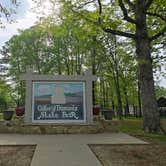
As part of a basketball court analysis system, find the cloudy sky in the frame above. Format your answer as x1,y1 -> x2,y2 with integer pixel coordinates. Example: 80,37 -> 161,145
0,0 -> 36,46
0,0 -> 54,46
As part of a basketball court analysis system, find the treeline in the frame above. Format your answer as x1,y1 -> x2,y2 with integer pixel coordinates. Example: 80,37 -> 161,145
0,18 -> 137,116
0,8 -> 165,118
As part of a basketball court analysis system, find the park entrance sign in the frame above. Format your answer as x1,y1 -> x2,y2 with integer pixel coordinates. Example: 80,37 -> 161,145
20,68 -> 97,124
32,82 -> 85,123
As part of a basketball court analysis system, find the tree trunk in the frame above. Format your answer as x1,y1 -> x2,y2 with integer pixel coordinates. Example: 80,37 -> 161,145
138,80 -> 142,117
109,82 -> 115,111
92,36 -> 97,106
102,80 -> 106,108
92,81 -> 96,105
135,0 -> 160,132
113,70 -> 122,119
123,85 -> 129,117
99,78 -> 104,108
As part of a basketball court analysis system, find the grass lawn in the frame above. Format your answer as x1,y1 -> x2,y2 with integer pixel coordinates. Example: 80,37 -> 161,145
0,113 -> 3,120
117,117 -> 166,142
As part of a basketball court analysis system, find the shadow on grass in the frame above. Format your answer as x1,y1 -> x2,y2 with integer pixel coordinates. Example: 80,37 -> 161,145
116,117 -> 166,142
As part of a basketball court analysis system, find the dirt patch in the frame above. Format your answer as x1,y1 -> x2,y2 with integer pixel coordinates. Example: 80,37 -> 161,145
0,145 -> 36,166
89,144 -> 166,166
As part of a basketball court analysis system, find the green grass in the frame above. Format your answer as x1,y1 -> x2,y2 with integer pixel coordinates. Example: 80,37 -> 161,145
116,117 -> 166,142
0,113 -> 3,120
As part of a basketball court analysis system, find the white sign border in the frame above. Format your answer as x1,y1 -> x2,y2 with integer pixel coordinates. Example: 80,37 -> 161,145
32,81 -> 86,123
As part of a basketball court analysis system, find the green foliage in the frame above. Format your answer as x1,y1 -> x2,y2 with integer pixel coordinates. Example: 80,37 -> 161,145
1,18 -> 139,111
155,85 -> 166,99
0,78 -> 13,110
0,1 -> 150,113
59,0 -> 166,74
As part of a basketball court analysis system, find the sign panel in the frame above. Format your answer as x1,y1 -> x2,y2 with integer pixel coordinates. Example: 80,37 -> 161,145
32,82 -> 86,123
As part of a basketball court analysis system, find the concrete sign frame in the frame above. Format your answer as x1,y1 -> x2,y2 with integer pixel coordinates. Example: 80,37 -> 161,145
20,67 -> 97,124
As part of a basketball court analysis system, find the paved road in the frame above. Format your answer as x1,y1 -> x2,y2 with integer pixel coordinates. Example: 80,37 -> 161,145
0,133 -> 146,166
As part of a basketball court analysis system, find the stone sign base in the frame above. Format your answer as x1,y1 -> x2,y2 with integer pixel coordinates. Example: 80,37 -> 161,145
0,119 -> 118,134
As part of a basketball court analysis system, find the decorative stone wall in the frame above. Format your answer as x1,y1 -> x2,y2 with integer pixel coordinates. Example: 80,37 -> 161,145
0,119 -> 119,134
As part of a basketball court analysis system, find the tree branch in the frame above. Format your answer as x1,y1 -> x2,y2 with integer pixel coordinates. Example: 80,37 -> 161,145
97,0 -> 102,14
68,1 -> 136,39
0,4 -> 10,18
146,12 -> 166,22
150,26 -> 166,41
118,0 -> 137,24
0,0 -> 17,22
103,28 -> 136,39
97,0 -> 102,24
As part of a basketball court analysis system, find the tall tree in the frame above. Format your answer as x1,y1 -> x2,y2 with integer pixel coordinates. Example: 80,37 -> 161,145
60,0 -> 166,133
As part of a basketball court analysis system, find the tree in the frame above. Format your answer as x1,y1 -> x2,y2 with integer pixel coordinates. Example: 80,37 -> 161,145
60,0 -> 166,133
0,78 -> 13,110
1,7 -> 139,116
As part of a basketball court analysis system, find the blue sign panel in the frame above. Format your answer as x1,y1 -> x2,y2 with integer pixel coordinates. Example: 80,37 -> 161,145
32,82 -> 86,123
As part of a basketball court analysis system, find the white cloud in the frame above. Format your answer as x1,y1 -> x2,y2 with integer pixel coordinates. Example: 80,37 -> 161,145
0,0 -> 58,48
0,0 -> 38,47
0,16 -> 36,41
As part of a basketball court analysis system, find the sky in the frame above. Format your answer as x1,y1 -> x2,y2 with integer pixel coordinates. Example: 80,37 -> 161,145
0,0 -> 165,87
0,0 -> 37,46
0,0 -> 54,46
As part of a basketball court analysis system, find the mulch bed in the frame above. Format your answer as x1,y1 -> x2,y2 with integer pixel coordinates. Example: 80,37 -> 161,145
0,145 -> 36,166
89,144 -> 166,166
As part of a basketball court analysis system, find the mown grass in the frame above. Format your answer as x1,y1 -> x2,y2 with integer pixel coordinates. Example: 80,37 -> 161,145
116,117 -> 166,142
